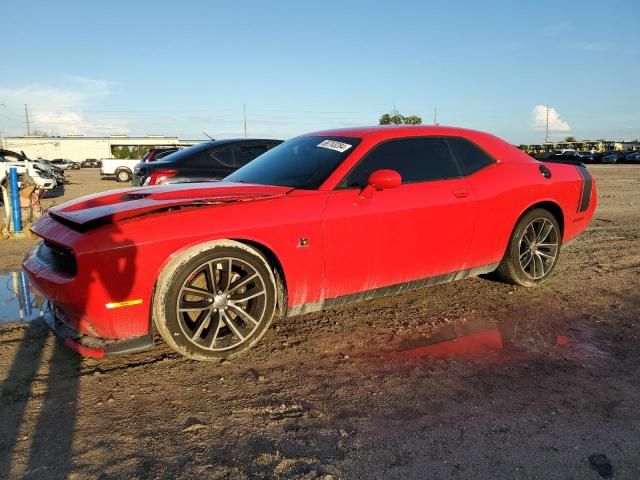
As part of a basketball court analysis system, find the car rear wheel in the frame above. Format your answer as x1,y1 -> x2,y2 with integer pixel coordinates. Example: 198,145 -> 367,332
116,169 -> 132,182
153,241 -> 277,360
495,208 -> 561,287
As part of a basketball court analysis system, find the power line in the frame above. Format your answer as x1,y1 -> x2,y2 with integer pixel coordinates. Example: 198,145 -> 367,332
0,104 -> 23,119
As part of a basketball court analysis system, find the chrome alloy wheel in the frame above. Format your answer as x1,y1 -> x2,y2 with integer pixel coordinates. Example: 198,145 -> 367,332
518,218 -> 559,280
176,257 -> 268,351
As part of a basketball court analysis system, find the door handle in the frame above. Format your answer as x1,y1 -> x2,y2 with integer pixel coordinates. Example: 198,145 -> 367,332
451,189 -> 469,198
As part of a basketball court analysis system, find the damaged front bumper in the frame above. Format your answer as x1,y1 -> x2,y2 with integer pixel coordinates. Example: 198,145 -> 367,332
44,303 -> 154,359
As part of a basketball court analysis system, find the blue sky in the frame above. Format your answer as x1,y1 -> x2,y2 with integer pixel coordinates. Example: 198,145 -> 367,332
0,0 -> 638,143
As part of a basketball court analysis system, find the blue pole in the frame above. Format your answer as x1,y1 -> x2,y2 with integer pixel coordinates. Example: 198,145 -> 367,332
8,167 -> 22,232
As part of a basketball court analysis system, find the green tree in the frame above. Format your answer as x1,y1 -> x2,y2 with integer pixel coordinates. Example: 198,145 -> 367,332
113,146 -> 133,159
564,136 -> 577,142
379,111 -> 423,125
403,115 -> 422,125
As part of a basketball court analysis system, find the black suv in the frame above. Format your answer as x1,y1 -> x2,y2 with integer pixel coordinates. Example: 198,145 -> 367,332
132,139 -> 282,187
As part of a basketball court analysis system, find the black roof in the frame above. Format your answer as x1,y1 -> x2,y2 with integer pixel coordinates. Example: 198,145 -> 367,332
186,138 -> 282,152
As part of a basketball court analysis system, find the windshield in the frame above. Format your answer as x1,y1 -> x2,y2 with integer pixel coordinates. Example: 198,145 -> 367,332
225,136 -> 360,189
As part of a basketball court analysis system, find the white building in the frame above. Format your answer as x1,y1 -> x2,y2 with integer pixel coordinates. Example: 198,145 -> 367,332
1,135 -> 200,161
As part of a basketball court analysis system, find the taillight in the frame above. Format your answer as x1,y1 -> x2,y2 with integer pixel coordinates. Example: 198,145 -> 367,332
148,169 -> 178,185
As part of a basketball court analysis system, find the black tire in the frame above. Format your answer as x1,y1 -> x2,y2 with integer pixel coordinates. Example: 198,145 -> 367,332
115,169 -> 132,182
153,240 -> 277,361
495,208 -> 561,287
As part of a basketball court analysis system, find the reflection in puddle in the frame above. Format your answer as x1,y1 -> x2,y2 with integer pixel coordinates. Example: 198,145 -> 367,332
398,327 -> 503,359
0,271 -> 46,323
397,318 -> 571,361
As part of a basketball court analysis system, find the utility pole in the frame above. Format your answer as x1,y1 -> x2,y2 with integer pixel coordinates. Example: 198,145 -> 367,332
24,104 -> 31,136
433,105 -> 439,126
545,105 -> 549,144
243,104 -> 247,138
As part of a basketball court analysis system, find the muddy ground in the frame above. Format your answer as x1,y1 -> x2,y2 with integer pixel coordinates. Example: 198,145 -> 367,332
0,166 -> 639,479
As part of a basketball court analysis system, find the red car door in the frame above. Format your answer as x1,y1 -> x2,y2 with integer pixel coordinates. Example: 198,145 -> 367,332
323,137 -> 477,300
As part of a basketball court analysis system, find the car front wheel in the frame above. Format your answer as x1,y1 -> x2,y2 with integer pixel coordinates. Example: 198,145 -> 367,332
153,241 -> 278,360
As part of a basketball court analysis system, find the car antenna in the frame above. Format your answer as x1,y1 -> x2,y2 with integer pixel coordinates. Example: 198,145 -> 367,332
202,131 -> 215,141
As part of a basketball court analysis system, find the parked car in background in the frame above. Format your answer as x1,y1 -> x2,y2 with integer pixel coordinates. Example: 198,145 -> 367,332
602,151 -> 627,164
24,125 -> 596,361
38,160 -> 67,185
100,158 -> 141,182
551,149 -> 580,159
624,151 -> 640,163
577,151 -> 602,163
81,158 -> 100,168
141,147 -> 182,163
132,139 -> 282,186
51,158 -> 81,170
547,149 -> 582,165
0,149 -> 57,191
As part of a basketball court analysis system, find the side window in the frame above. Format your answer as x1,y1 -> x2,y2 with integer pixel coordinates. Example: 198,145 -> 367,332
235,145 -> 268,167
446,137 -> 494,175
209,147 -> 234,168
342,137 -> 459,188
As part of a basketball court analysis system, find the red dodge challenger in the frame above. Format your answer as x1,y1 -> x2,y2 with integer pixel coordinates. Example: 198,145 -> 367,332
23,126 -> 596,360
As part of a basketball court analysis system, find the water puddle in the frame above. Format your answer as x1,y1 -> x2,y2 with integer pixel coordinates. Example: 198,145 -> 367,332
394,317 -> 606,365
0,271 -> 46,323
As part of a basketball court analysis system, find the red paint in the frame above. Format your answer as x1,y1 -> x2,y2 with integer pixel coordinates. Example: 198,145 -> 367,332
556,335 -> 569,345
22,126 -> 596,354
399,329 -> 503,359
64,338 -> 105,359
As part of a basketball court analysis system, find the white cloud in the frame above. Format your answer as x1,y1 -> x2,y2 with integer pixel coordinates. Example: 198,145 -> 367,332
0,76 -> 127,136
532,105 -> 571,132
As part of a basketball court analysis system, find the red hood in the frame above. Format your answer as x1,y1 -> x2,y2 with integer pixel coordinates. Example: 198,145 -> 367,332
49,182 -> 293,228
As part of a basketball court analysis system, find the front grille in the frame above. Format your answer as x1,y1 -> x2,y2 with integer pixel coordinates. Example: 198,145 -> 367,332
37,241 -> 78,277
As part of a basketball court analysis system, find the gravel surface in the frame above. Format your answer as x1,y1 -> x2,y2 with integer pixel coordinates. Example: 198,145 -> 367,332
0,166 -> 639,479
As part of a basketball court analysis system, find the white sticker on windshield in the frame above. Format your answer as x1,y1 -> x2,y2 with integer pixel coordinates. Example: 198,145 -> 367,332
317,139 -> 352,153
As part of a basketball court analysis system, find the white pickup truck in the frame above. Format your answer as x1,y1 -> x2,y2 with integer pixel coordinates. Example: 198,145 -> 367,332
100,158 -> 141,183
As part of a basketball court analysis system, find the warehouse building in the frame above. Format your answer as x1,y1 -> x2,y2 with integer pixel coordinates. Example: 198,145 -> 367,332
1,135 -> 200,161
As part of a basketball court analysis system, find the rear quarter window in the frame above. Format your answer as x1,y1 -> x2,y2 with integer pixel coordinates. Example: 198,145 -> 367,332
446,137 -> 495,176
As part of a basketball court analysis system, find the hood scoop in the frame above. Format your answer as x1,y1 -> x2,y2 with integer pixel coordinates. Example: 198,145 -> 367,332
121,193 -> 152,201
48,182 -> 293,230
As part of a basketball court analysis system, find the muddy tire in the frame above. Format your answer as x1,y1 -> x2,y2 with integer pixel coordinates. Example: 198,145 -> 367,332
153,240 -> 277,361
115,169 -> 131,182
495,208 -> 561,287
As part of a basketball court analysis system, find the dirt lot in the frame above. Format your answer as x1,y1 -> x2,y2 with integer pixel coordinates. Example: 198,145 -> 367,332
0,166 -> 639,479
